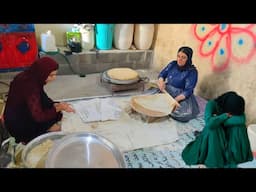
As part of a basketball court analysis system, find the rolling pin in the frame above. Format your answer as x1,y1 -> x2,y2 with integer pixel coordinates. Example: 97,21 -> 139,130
162,89 -> 180,111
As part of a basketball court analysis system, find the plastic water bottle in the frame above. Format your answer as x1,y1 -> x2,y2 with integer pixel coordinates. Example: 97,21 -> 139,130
40,30 -> 58,52
80,24 -> 95,51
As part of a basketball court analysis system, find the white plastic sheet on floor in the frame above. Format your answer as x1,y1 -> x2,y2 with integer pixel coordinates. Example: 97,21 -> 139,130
61,96 -> 179,152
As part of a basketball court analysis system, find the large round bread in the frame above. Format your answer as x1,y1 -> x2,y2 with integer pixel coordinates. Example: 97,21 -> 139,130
130,93 -> 177,117
107,68 -> 139,81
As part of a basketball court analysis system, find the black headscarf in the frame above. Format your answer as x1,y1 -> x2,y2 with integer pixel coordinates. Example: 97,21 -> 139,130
177,46 -> 195,70
215,91 -> 245,115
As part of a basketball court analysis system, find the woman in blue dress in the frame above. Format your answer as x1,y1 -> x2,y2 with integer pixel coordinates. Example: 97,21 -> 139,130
157,46 -> 200,122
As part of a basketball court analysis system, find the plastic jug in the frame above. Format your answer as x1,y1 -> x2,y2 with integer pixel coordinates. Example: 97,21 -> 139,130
95,24 -> 114,50
40,30 -> 57,52
80,24 -> 95,51
134,24 -> 154,50
114,24 -> 134,50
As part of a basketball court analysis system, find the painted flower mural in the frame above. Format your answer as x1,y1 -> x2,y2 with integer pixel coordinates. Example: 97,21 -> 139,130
192,24 -> 256,72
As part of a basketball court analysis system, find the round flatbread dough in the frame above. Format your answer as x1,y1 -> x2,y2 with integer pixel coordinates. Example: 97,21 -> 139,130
107,68 -> 139,81
131,93 -> 177,117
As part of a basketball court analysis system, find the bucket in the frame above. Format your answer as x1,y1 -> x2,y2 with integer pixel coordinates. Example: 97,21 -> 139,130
40,30 -> 57,52
95,24 -> 114,50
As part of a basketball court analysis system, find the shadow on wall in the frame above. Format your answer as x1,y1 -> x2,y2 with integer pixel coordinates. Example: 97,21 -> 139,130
198,70 -> 231,100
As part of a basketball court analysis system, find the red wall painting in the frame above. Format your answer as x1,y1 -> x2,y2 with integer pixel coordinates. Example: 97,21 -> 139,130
192,24 -> 256,72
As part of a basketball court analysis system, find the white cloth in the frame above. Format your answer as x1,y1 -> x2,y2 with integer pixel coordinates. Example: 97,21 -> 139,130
72,98 -> 122,123
62,96 -> 179,152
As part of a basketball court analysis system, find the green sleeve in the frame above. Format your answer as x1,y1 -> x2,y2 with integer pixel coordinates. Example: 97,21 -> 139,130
224,113 -> 246,127
204,100 -> 229,129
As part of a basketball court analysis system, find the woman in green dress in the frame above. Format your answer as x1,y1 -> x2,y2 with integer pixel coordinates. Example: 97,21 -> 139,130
182,91 -> 253,168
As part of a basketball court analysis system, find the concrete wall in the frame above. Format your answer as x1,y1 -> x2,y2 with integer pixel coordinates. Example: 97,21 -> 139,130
153,24 -> 256,125
40,50 -> 153,75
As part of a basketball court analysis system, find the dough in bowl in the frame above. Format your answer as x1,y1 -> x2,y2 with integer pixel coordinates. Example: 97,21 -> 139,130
26,139 -> 54,168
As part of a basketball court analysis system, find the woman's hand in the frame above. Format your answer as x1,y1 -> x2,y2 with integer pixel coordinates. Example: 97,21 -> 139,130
54,102 -> 75,113
157,78 -> 166,91
172,102 -> 181,112
174,94 -> 185,102
227,113 -> 232,117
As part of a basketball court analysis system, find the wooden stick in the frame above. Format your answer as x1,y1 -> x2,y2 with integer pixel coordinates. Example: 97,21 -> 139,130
162,89 -> 181,109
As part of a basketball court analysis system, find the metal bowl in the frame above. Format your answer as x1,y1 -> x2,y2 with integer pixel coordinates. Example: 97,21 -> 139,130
45,132 -> 125,168
21,132 -> 67,168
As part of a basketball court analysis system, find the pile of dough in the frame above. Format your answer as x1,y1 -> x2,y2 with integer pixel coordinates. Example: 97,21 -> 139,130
26,139 -> 54,168
107,68 -> 139,80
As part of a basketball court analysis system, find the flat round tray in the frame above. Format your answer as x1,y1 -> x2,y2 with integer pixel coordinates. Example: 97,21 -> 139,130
101,70 -> 140,85
45,132 -> 125,168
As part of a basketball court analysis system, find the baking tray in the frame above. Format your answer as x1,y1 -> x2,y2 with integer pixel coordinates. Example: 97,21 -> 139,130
45,132 -> 125,168
22,132 -> 67,168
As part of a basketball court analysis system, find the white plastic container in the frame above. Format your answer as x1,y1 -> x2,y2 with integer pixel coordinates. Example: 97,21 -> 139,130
248,124 -> 256,152
114,24 -> 134,50
134,24 -> 154,50
40,30 -> 58,52
80,24 -> 95,51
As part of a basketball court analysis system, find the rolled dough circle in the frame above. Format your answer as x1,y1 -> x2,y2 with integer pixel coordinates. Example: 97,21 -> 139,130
107,68 -> 139,80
